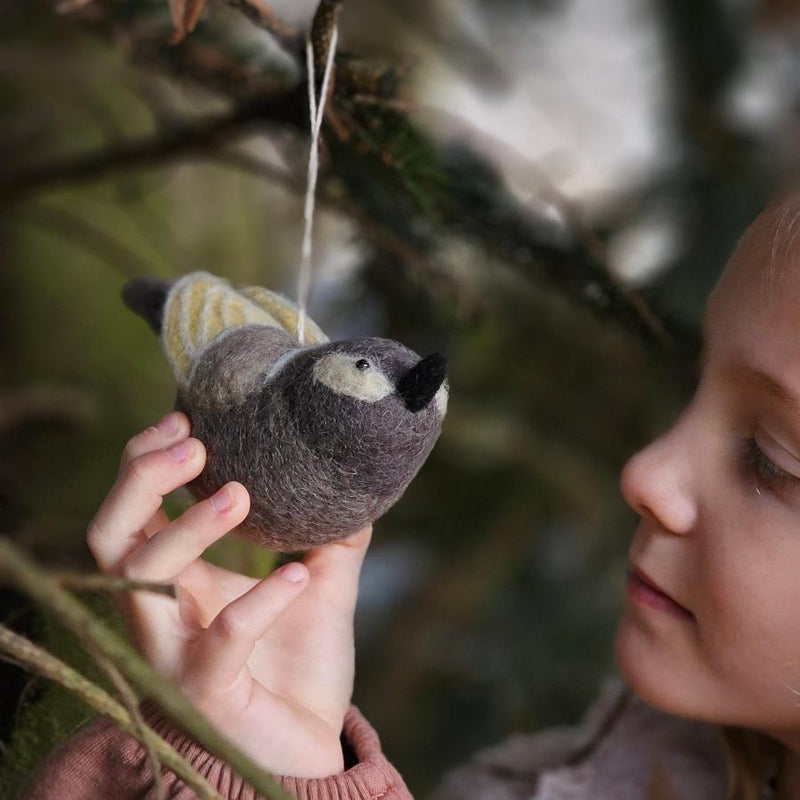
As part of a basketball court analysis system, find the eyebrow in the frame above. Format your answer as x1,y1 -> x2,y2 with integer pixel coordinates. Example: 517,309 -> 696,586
724,363 -> 800,410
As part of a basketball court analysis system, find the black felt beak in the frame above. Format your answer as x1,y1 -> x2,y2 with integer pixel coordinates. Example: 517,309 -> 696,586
397,353 -> 447,412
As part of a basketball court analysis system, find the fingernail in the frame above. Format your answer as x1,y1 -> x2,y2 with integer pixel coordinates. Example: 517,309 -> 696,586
278,562 -> 306,583
166,440 -> 193,462
157,412 -> 180,435
210,486 -> 233,513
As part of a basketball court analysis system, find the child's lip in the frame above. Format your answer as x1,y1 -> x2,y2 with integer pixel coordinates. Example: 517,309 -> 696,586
627,566 -> 695,620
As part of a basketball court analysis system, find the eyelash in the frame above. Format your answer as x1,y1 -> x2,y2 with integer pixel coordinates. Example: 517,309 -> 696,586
742,438 -> 797,493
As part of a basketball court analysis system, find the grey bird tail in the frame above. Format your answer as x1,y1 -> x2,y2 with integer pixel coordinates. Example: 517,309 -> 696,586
122,277 -> 171,335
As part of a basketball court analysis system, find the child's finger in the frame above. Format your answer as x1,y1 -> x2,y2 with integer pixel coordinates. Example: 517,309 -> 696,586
182,562 -> 309,695
87,438 -> 206,573
118,412 -> 191,472
117,414 -> 192,539
121,482 -> 250,583
114,484 -> 247,664
303,526 -> 372,614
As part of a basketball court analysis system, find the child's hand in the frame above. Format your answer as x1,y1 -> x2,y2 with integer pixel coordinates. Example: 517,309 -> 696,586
87,411 -> 371,778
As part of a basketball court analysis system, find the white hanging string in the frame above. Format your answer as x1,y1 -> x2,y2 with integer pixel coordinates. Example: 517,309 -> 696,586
296,25 -> 339,344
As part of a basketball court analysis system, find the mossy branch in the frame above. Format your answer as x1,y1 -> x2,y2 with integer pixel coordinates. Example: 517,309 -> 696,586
0,538 -> 293,800
89,646 -> 167,800
0,623 -> 223,800
53,572 -> 176,598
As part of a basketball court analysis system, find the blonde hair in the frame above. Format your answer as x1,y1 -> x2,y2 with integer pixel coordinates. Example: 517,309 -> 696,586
722,726 -> 780,800
766,189 -> 800,285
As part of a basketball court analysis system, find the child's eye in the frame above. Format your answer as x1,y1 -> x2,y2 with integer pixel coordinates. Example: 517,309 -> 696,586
742,438 -> 797,492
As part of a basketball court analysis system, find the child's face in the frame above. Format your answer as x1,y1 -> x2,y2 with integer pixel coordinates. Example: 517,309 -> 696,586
616,201 -> 800,740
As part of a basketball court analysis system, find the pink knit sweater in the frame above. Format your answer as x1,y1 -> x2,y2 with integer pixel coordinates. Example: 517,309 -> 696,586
21,703 -> 411,800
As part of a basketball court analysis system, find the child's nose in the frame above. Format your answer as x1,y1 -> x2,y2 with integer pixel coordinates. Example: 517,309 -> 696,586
619,421 -> 699,536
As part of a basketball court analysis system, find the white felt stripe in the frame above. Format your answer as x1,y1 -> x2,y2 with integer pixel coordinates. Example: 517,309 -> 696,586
221,292 -> 244,328
435,381 -> 449,416
164,273 -> 196,385
240,286 -> 329,345
264,347 -> 304,383
200,285 -> 220,350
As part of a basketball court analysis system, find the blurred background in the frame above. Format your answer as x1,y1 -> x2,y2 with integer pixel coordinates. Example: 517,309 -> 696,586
2,0 -> 799,795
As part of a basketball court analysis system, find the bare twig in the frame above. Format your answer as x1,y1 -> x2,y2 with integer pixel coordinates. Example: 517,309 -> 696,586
21,205 -> 166,281
0,538 -> 293,800
90,648 -> 166,800
310,0 -> 343,81
217,149 -> 476,310
55,0 -> 95,13
214,149 -> 300,193
54,572 -> 176,598
0,386 -> 97,435
220,0 -> 301,51
0,94 -> 300,206
0,624 -> 223,800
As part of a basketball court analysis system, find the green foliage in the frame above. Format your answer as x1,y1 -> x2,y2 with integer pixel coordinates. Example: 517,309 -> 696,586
204,535 -> 279,579
0,596 -> 120,799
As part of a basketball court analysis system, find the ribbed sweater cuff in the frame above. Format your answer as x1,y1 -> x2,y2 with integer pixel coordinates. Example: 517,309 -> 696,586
141,703 -> 406,800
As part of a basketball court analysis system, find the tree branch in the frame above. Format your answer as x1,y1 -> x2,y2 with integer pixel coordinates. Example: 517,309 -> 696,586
0,538 -> 292,800
0,624 -> 223,800
310,0 -> 343,80
53,573 -> 176,598
21,205 -> 168,281
216,149 -> 478,312
0,92 -> 303,206
89,647 -> 167,800
220,0 -> 302,53
2,0 -> 695,357
0,386 -> 97,435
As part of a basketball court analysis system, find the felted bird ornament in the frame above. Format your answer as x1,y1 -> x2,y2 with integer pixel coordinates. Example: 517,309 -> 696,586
122,272 -> 448,551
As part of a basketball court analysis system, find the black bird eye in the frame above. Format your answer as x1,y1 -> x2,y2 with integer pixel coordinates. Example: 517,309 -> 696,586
355,359 -> 370,371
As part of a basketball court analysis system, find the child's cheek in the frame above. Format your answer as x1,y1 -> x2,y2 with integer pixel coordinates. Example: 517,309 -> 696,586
701,548 -> 800,707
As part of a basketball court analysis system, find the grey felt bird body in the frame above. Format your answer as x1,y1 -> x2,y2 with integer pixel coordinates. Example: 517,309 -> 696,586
123,272 -> 448,550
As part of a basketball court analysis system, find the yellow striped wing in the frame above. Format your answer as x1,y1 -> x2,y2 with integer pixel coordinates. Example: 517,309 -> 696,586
239,286 -> 328,346
162,272 -> 284,387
